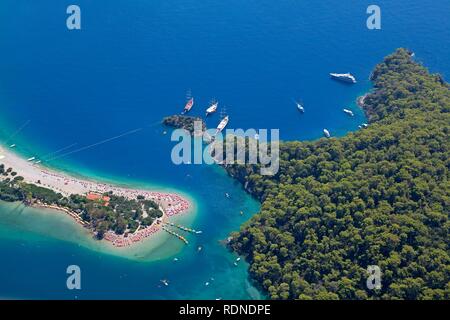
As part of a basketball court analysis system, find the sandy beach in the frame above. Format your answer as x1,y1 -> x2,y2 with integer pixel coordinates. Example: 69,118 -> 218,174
0,145 -> 191,247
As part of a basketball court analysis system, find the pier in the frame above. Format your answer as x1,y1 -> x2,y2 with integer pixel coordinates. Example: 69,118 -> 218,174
163,221 -> 202,234
162,226 -> 189,245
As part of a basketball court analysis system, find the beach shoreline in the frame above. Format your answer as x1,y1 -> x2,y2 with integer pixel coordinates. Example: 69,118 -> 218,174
0,145 -> 192,249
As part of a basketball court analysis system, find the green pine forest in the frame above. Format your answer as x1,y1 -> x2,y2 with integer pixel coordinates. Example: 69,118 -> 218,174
226,49 -> 450,299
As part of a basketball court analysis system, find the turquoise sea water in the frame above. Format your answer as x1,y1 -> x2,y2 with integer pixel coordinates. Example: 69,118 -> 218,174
0,0 -> 449,299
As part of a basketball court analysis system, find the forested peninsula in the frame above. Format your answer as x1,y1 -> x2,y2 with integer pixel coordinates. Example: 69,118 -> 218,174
163,115 -> 206,135
226,49 -> 450,299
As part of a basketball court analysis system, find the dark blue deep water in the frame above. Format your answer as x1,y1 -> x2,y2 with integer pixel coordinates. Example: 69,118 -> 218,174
0,0 -> 449,299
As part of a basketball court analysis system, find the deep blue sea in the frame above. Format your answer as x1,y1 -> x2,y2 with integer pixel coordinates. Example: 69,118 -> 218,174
0,0 -> 449,299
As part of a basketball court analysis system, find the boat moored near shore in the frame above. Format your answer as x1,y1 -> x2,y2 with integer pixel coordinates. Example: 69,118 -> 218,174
343,108 -> 354,116
215,116 -> 229,135
330,72 -> 357,84
182,97 -> 194,114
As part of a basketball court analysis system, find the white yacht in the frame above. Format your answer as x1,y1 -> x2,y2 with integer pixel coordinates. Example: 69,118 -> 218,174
206,102 -> 218,116
160,279 -> 169,286
215,116 -> 229,134
330,73 -> 357,84
343,108 -> 354,116
323,129 -> 331,138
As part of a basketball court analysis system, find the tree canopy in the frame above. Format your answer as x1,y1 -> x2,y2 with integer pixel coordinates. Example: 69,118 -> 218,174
226,49 -> 450,300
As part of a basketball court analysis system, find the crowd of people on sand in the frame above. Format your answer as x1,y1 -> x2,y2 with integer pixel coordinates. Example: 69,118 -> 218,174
34,169 -> 191,247
103,223 -> 161,247
101,193 -> 190,247
102,193 -> 190,248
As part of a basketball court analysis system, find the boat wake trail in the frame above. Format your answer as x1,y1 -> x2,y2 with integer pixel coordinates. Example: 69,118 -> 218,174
46,127 -> 144,162
4,120 -> 31,145
41,143 -> 78,161
147,121 -> 162,128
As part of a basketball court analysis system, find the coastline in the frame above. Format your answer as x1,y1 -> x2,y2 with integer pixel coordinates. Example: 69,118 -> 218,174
0,200 -> 194,262
0,144 -> 192,249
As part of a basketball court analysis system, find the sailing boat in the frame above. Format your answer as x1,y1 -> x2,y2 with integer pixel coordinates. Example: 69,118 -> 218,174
182,97 -> 194,114
181,90 -> 194,114
205,101 -> 218,116
215,108 -> 229,135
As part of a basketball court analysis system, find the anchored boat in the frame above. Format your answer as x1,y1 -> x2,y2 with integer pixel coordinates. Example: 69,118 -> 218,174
323,129 -> 331,138
343,108 -> 354,116
215,116 -> 229,135
206,101 -> 218,116
330,72 -> 357,84
182,97 -> 194,114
